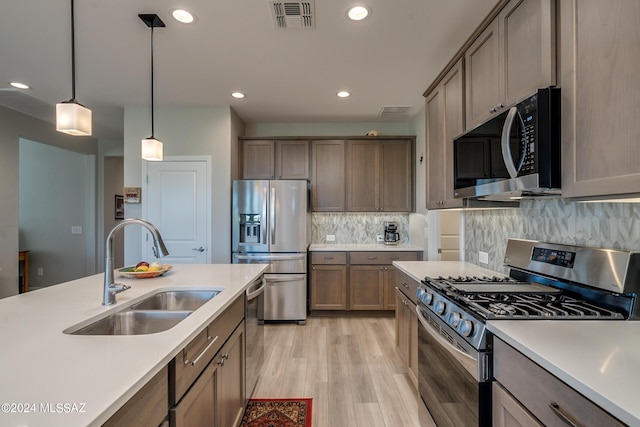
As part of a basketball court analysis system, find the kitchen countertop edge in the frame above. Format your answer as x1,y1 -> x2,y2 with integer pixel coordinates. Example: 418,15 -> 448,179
309,243 -> 424,251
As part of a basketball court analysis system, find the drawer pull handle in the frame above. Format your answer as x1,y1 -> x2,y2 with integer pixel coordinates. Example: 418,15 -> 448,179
184,335 -> 219,366
402,282 -> 410,288
324,256 -> 334,260
390,256 -> 400,260
367,256 -> 377,260
549,402 -> 580,427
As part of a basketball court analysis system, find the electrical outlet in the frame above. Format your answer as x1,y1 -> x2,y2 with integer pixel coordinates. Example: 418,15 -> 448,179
37,267 -> 44,276
326,234 -> 336,242
377,234 -> 384,243
479,251 -> 489,264
71,226 -> 82,234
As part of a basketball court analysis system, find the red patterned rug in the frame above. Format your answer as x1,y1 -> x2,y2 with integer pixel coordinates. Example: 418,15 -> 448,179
240,398 -> 312,427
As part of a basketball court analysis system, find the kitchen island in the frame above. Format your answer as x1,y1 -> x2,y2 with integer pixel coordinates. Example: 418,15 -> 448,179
0,263 -> 268,427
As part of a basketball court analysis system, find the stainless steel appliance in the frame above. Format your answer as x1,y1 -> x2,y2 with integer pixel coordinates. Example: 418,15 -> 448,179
453,87 -> 561,200
415,238 -> 639,426
383,221 -> 400,245
245,276 -> 265,402
232,180 -> 310,324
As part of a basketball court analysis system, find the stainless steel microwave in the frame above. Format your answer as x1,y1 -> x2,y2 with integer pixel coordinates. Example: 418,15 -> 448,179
453,87 -> 561,200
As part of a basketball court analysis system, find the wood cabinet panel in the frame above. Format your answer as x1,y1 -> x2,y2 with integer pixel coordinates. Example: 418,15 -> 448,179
349,251 -> 420,265
380,140 -> 413,212
560,0 -> 640,198
216,323 -> 245,427
395,287 -> 418,388
277,140 -> 309,179
493,381 -> 543,427
426,59 -> 465,209
171,360 -> 218,427
103,366 -> 168,427
311,140 -> 345,212
493,337 -> 625,427
242,140 -> 275,179
347,141 -> 380,211
310,265 -> 348,310
349,265 -> 383,310
310,251 -> 347,265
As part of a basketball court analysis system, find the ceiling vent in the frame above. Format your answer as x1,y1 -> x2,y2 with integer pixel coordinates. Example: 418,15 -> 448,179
270,1 -> 315,29
378,105 -> 413,119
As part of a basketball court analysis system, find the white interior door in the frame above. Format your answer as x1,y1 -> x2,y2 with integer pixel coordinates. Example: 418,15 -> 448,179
145,158 -> 210,264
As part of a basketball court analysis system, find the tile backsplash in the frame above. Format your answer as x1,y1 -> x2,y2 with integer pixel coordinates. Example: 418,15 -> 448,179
464,199 -> 640,273
312,213 -> 410,244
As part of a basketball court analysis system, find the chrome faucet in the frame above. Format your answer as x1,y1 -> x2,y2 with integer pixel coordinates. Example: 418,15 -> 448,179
103,218 -> 169,306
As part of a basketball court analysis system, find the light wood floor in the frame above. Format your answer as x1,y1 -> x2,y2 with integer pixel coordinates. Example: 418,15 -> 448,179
252,315 -> 435,427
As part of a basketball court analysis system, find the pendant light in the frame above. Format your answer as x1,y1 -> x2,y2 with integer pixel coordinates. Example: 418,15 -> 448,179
139,14 -> 165,161
56,0 -> 92,136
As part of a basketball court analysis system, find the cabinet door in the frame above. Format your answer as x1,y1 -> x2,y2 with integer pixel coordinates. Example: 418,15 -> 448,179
395,288 -> 410,364
493,382 -> 543,427
382,266 -> 397,310
311,140 -> 345,212
465,19 -> 502,129
501,0 -> 556,106
310,265 -> 347,310
408,297 -> 418,385
277,141 -> 309,179
217,324 -> 245,427
426,59 -> 465,209
349,265 -> 383,310
242,140 -> 275,179
560,0 -> 640,198
171,360 -> 219,427
380,140 -> 413,212
347,141 -> 380,211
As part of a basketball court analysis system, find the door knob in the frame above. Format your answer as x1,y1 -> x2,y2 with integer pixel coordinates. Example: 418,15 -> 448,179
192,247 -> 205,252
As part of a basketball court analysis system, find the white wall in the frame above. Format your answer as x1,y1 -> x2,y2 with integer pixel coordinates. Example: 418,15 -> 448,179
0,106 -> 97,298
123,105 -> 240,264
245,121 -> 413,137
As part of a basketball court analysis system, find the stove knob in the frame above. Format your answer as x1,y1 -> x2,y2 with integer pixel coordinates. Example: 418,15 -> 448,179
435,301 -> 446,315
423,291 -> 433,305
460,320 -> 474,337
449,311 -> 462,327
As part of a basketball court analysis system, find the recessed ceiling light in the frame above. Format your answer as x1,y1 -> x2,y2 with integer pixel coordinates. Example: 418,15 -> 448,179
10,82 -> 30,89
171,9 -> 195,23
347,5 -> 370,21
337,91 -> 351,98
231,92 -> 246,99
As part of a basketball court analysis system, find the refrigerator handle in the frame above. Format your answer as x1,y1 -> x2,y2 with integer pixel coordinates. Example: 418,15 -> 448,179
270,186 -> 276,245
261,187 -> 268,244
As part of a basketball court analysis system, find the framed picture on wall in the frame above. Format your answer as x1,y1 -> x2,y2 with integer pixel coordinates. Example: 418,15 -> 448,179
115,195 -> 124,220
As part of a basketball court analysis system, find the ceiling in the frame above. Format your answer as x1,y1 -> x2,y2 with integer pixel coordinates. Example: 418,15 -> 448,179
0,0 -> 499,140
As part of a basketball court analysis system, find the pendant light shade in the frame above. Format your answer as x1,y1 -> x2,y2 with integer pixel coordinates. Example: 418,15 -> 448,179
141,137 -> 163,161
57,0 -> 92,136
139,14 -> 165,161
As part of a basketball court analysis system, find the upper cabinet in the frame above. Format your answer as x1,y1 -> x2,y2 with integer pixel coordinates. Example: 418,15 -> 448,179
311,140 -> 346,212
347,139 -> 414,212
559,0 -> 640,199
240,139 -> 309,179
465,0 -> 556,129
426,59 -> 465,209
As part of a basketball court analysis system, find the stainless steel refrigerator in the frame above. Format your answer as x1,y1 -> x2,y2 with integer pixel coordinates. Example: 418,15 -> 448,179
232,180 -> 310,324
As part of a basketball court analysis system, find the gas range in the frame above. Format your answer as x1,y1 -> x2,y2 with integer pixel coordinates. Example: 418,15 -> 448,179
416,239 -> 640,351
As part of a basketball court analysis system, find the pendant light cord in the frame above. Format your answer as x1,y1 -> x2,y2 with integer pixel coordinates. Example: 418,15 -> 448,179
150,24 -> 155,138
70,0 -> 77,101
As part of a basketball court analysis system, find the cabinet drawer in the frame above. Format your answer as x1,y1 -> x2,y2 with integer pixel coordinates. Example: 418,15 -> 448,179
493,338 -> 625,427
394,269 -> 419,305
311,251 -> 347,264
171,296 -> 244,404
350,251 -> 420,265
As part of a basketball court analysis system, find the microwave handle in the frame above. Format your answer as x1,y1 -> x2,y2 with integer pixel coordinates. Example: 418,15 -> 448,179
501,106 -> 526,179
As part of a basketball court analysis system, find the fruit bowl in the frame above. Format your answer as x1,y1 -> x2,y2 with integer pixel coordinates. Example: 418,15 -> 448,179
117,264 -> 173,279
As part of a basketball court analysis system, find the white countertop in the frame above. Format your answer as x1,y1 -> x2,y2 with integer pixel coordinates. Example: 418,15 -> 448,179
393,261 -> 640,425
309,243 -> 424,251
488,320 -> 640,426
0,263 -> 268,427
392,260 -> 503,282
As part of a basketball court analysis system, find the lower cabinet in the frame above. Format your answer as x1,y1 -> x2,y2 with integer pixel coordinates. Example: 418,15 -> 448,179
493,337 -> 625,427
310,250 -> 422,313
394,274 -> 419,388
169,295 -> 246,427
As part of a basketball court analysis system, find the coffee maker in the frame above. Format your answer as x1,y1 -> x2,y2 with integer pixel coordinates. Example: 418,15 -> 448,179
383,221 -> 400,245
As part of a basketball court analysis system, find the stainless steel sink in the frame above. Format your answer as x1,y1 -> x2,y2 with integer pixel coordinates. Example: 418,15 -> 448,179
70,310 -> 192,335
130,290 -> 220,311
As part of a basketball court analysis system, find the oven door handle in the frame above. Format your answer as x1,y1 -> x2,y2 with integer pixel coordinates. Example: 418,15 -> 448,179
416,306 -> 479,381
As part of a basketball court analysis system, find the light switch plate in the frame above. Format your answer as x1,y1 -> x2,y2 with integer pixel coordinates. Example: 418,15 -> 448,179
479,251 -> 489,264
326,234 -> 336,242
71,226 -> 83,234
